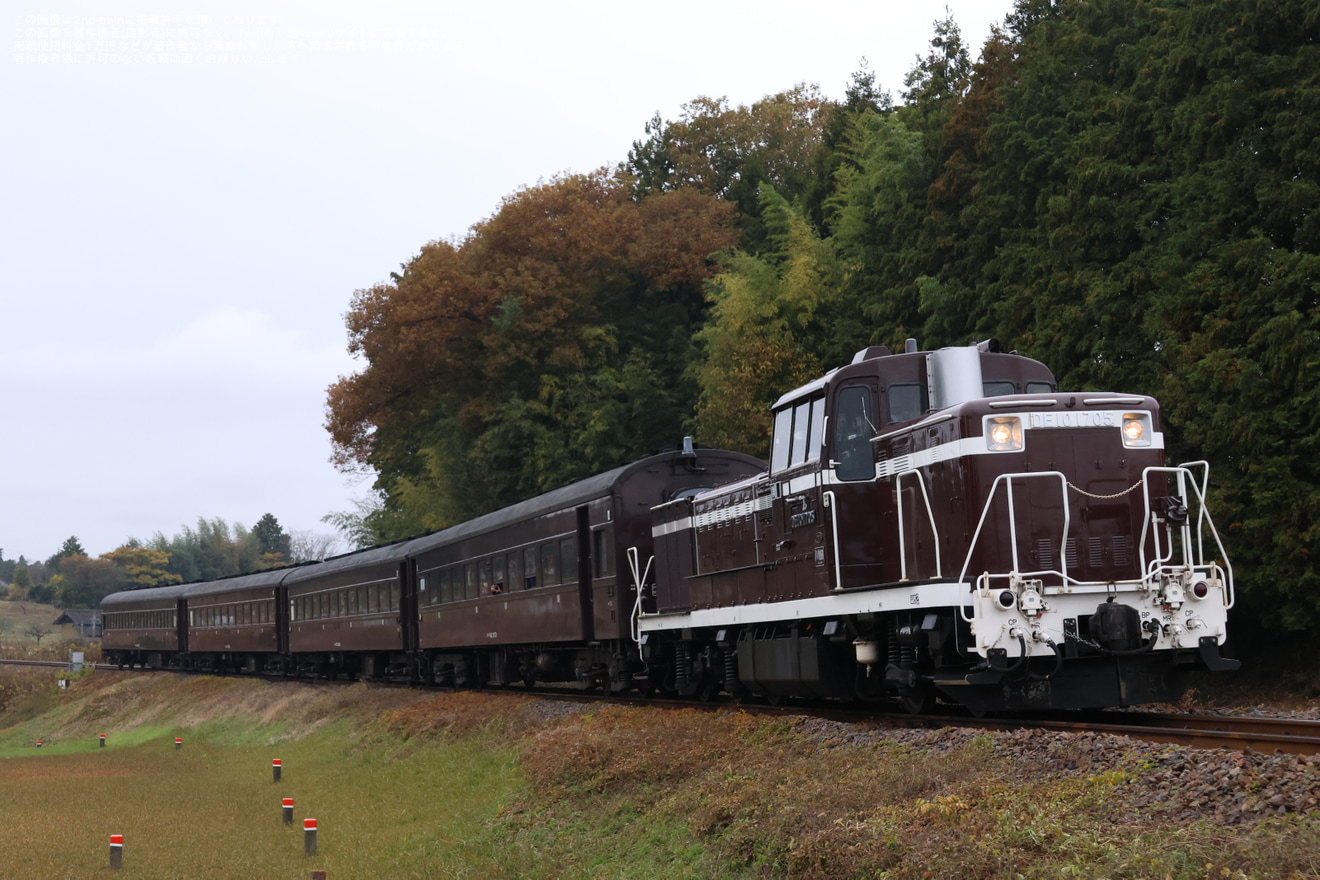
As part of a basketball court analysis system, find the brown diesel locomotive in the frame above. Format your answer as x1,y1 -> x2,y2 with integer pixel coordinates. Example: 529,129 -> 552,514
103,341 -> 1237,712
640,340 -> 1237,712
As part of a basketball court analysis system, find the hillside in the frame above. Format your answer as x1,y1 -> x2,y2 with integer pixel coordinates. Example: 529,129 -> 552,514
0,599 -> 71,649
1,668 -> 1319,878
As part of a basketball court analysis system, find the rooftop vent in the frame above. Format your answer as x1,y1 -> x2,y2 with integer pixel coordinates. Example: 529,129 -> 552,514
850,345 -> 892,364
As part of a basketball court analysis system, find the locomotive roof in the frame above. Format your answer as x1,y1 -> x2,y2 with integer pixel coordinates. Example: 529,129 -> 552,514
101,582 -> 192,607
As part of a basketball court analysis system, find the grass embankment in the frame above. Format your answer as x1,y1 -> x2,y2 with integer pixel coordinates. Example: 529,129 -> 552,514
1,667 -> 1318,879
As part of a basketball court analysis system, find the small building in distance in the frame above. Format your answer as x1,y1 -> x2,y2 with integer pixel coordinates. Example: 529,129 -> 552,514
52,610 -> 101,641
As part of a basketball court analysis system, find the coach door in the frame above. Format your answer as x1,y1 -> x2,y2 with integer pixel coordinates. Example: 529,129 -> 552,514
400,561 -> 420,652
825,380 -> 886,589
176,598 -> 188,653
575,507 -> 596,641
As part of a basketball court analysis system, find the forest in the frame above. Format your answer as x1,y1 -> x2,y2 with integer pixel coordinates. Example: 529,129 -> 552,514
324,0 -> 1316,640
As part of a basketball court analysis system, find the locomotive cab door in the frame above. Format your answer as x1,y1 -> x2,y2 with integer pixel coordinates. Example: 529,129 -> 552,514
824,380 -> 887,589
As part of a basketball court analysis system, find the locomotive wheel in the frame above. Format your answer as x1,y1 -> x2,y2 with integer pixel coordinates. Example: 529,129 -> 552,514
899,686 -> 935,715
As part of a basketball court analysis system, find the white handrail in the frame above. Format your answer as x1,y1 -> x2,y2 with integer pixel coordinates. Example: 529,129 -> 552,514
824,491 -> 843,591
627,546 -> 654,649
894,469 -> 942,580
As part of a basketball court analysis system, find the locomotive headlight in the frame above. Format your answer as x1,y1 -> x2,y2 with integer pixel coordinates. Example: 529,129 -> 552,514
986,416 -> 1023,451
1122,413 -> 1151,447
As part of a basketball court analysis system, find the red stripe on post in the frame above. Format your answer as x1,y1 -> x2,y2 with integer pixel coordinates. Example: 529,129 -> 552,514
110,835 -> 123,845
272,758 -> 281,766
283,798 -> 294,807
304,819 -> 317,830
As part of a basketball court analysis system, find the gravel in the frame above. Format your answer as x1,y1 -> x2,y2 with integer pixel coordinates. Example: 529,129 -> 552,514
791,715 -> 1320,827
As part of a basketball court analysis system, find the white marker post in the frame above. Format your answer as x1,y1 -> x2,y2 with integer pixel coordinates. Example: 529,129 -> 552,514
282,797 -> 294,826
175,737 -> 182,750
304,818 -> 317,856
99,734 -> 106,748
109,834 -> 123,870
272,757 -> 282,783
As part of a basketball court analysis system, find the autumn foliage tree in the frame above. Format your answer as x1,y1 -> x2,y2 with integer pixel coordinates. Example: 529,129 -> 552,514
326,170 -> 739,539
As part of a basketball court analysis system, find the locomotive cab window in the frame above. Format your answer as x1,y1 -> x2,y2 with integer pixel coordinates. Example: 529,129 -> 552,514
834,386 -> 878,481
983,380 -> 1016,397
888,383 -> 925,423
1026,381 -> 1054,394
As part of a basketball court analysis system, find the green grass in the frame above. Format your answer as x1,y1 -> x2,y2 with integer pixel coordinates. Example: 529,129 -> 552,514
0,724 -> 527,879
0,723 -> 175,757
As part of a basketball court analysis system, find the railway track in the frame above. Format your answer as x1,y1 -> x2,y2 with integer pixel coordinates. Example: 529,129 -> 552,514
6,658 -> 1318,755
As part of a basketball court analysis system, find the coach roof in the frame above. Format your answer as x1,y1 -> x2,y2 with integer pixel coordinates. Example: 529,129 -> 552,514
101,583 -> 192,607
282,536 -> 426,586
405,451 -> 703,558
184,566 -> 301,599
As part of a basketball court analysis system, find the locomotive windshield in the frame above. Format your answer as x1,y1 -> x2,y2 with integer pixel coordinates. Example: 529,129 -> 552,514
771,396 -> 825,472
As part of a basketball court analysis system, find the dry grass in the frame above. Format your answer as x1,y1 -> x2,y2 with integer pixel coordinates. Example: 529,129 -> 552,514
6,672 -> 1320,878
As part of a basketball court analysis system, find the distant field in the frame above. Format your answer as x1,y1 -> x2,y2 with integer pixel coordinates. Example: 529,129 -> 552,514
0,599 -> 68,642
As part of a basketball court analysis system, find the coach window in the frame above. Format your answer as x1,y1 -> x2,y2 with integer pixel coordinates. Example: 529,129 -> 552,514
492,555 -> 506,593
560,538 -> 576,582
524,547 -> 538,589
888,384 -> 925,423
345,588 -> 355,615
464,563 -> 477,599
834,386 -> 878,481
479,560 -> 491,594
508,550 -> 522,591
390,583 -> 400,612
366,584 -> 378,613
541,543 -> 558,586
770,406 -> 793,471
593,529 -> 611,577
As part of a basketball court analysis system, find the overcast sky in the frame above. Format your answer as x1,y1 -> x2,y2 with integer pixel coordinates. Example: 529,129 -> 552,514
3,0 -> 1015,561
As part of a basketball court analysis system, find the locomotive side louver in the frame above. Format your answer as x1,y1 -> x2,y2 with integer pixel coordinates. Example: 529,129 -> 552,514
1088,537 -> 1104,568
1037,538 -> 1054,570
